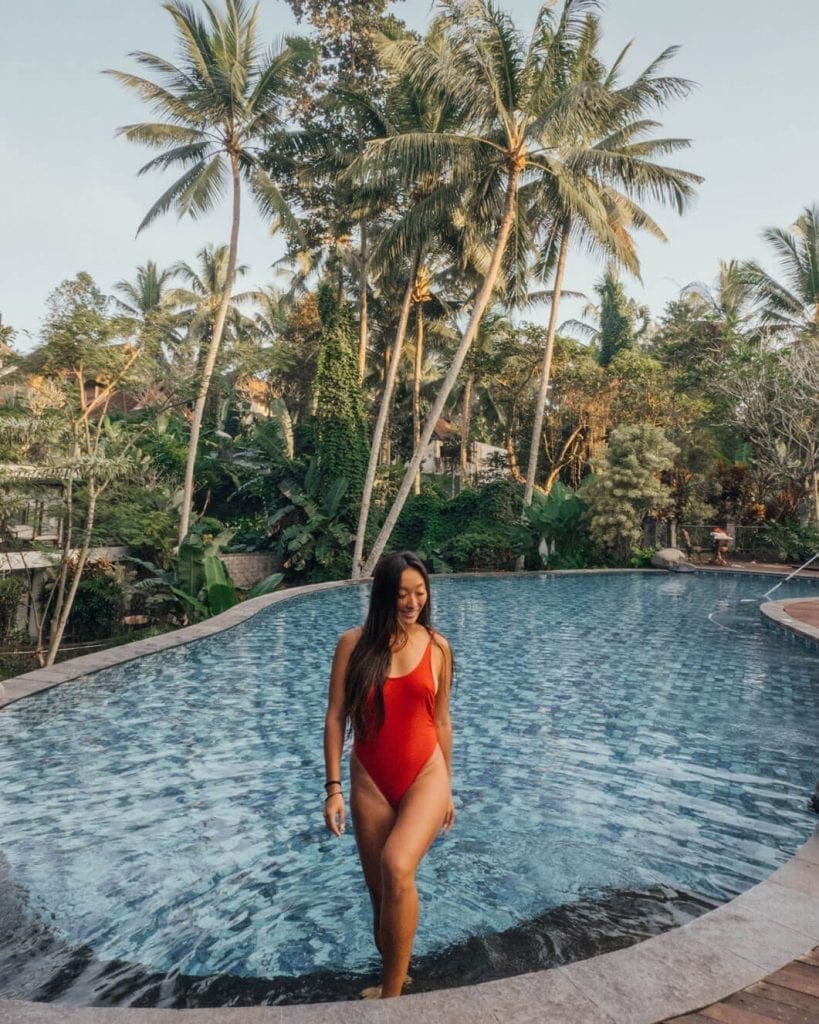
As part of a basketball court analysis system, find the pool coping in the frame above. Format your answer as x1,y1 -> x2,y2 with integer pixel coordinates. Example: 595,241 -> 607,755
760,596 -> 819,646
1,569 -> 818,1023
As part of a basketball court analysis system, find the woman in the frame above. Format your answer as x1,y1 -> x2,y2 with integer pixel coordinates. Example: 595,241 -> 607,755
323,551 -> 455,999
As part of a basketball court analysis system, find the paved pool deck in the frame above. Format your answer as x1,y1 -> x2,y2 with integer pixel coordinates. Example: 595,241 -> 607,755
1,569 -> 817,1024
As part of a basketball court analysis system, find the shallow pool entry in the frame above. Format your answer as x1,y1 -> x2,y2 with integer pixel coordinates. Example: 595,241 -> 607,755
0,572 -> 816,1006
0,861 -> 715,1006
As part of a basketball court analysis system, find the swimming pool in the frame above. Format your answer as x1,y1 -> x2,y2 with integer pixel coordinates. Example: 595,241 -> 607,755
0,571 -> 816,1006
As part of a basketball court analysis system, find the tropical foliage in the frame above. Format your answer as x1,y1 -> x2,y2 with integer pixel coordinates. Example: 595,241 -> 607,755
2,0 -> 817,675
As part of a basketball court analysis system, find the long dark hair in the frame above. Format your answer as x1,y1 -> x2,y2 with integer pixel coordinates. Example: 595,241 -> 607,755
344,551 -> 432,740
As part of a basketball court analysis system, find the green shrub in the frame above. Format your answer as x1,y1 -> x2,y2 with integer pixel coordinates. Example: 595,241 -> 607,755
67,574 -> 125,640
0,576 -> 23,640
751,520 -> 819,563
393,480 -> 528,571
628,545 -> 658,568
392,492 -> 448,551
444,525 -> 528,571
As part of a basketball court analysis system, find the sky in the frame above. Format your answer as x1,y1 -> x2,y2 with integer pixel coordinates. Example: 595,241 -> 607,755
3,0 -> 818,348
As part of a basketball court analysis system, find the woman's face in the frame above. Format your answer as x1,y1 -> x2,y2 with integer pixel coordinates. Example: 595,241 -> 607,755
396,567 -> 427,627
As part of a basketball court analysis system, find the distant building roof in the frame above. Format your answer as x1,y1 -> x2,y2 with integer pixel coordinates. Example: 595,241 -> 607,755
0,463 -> 74,483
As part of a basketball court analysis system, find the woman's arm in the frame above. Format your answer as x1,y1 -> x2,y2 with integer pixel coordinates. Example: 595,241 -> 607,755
433,634 -> 455,832
323,628 -> 359,837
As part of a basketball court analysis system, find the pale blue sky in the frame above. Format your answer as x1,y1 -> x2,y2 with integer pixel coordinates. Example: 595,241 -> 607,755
3,0 -> 817,345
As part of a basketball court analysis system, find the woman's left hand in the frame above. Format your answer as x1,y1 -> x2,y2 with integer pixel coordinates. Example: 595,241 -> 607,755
442,795 -> 456,833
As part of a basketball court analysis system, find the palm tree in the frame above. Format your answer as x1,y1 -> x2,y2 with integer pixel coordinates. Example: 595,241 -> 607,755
170,244 -> 254,350
352,0 -> 620,577
167,245 -> 257,434
743,204 -> 819,343
522,15 -> 700,505
113,260 -> 179,317
349,22 -> 468,577
113,261 -> 184,373
105,0 -> 309,542
682,259 -> 755,333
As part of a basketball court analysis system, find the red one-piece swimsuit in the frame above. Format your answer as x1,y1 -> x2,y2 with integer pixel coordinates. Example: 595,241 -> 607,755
353,632 -> 438,810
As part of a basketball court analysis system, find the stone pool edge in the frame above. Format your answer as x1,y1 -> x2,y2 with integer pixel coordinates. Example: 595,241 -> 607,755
761,596 -> 819,646
0,570 -> 817,1024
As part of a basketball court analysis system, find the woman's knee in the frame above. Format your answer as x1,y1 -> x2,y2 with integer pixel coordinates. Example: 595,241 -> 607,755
380,847 -> 416,895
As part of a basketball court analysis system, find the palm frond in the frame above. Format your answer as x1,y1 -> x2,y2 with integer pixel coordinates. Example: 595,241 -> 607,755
348,131 -> 497,192
117,122 -> 206,149
163,1 -> 217,91
136,140 -> 213,174
135,159 -> 227,238
103,69 -> 200,124
245,165 -> 305,243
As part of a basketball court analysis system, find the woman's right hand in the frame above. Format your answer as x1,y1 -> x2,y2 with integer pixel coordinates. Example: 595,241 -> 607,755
324,792 -> 346,837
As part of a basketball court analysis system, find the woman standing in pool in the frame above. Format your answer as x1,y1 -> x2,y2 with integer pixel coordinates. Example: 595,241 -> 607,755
323,551 -> 455,999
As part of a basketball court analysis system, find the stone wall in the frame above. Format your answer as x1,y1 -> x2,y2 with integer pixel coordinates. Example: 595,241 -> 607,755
221,552 -> 279,590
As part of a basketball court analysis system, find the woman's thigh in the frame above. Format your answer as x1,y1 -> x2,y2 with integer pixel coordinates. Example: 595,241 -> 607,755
350,753 -> 396,896
382,747 -> 450,876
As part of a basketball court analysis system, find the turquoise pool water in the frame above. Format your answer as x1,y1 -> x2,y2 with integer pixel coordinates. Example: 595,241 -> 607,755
0,571 -> 816,1005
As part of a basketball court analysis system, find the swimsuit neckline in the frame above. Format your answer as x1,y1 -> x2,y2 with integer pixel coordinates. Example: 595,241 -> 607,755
387,633 -> 433,680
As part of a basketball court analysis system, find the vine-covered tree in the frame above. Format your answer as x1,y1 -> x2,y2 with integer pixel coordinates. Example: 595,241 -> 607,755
313,287 -> 369,509
597,270 -> 638,366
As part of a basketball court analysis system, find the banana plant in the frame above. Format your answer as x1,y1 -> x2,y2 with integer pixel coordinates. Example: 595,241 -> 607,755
274,462 -> 353,578
524,482 -> 589,568
130,524 -> 283,623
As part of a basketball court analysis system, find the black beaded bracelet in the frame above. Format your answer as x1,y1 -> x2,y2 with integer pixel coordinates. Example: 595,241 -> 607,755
324,779 -> 342,790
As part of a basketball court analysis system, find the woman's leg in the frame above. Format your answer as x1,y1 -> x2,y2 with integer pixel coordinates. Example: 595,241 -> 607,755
349,753 -> 397,955
378,747 -> 450,998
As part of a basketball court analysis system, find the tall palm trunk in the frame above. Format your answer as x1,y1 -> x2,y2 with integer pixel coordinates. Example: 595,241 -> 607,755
379,347 -> 393,466
358,218 -> 368,382
460,373 -> 474,479
361,167 -> 521,577
524,224 -> 570,506
413,306 -> 424,495
351,252 -> 422,578
178,153 -> 241,543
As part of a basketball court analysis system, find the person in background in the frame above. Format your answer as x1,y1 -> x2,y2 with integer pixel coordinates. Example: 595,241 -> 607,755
709,526 -> 731,566
680,528 -> 704,563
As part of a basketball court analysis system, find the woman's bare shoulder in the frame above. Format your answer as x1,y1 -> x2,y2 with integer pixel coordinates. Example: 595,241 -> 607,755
337,626 -> 364,650
431,630 -> 452,654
